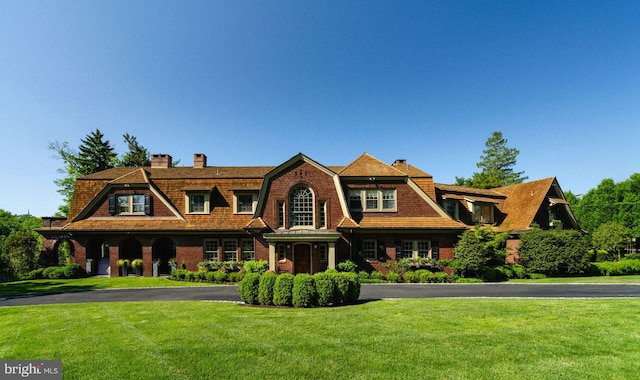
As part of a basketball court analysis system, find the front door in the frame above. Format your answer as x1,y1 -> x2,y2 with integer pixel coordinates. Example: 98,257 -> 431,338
294,244 -> 311,274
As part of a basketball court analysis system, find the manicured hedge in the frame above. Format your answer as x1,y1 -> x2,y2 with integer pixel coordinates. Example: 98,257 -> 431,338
273,273 -> 295,306
292,274 -> 317,308
238,273 -> 261,305
591,260 -> 640,276
258,272 -> 277,306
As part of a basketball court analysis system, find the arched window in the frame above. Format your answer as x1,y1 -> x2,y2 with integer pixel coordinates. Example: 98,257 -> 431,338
289,185 -> 314,227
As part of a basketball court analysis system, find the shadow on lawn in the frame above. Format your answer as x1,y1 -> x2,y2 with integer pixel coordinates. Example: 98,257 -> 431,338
0,281 -> 98,299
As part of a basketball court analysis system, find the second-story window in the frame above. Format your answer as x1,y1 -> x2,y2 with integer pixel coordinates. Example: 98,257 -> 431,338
117,195 -> 145,215
290,185 -> 314,227
349,189 -> 396,212
473,203 -> 493,223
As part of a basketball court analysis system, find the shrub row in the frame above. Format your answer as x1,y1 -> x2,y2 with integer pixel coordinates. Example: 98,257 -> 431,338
25,264 -> 86,280
238,271 -> 361,307
591,259 -> 640,276
169,269 -> 246,283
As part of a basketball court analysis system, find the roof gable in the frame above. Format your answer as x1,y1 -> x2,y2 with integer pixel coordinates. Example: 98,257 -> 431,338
493,177 -> 555,231
339,153 -> 407,178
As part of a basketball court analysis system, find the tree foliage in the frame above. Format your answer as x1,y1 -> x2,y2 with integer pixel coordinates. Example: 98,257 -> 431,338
456,131 -> 527,189
453,226 -> 509,279
2,230 -> 40,277
518,228 -> 590,275
592,222 -> 630,260
118,133 -> 151,167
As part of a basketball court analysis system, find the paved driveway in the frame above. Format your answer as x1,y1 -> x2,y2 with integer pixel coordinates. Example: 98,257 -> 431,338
1,283 -> 639,307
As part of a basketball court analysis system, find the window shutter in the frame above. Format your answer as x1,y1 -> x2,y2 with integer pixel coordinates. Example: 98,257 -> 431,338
377,240 -> 385,261
395,240 -> 402,260
144,194 -> 153,215
108,194 -> 116,215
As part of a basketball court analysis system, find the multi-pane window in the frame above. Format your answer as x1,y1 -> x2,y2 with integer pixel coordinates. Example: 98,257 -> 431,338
473,203 -> 493,223
241,239 -> 255,261
318,201 -> 327,228
203,239 -> 219,261
277,201 -> 285,228
188,193 -> 208,214
400,240 -> 432,259
277,244 -> 286,261
318,244 -> 327,262
349,189 -> 396,212
235,193 -> 257,214
290,186 -> 314,227
223,240 -> 237,261
362,240 -> 377,261
117,195 -> 145,214
444,201 -> 459,220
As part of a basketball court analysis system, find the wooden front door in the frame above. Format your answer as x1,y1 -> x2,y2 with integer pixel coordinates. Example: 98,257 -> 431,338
294,244 -> 311,274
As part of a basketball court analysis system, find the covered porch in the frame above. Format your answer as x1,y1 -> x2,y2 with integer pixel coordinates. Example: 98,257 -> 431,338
263,230 -> 343,274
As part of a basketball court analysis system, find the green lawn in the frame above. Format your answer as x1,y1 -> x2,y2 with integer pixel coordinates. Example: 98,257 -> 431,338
1,299 -> 639,379
510,275 -> 640,284
0,277 -> 215,297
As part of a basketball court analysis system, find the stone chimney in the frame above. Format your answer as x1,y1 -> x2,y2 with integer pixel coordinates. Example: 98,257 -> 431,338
151,154 -> 172,168
194,153 -> 207,168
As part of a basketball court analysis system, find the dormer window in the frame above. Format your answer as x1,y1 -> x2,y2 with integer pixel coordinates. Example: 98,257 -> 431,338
187,193 -> 210,214
349,189 -> 396,212
473,203 -> 493,223
117,195 -> 145,214
234,192 -> 258,214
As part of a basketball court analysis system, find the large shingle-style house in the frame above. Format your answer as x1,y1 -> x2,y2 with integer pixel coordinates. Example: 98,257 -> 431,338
38,152 -> 579,276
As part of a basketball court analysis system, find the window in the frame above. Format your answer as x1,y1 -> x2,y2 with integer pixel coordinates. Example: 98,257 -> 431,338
187,193 -> 209,214
349,189 -> 396,212
362,240 -> 377,261
473,203 -> 493,223
223,240 -> 237,261
444,201 -> 459,220
400,240 -> 432,259
318,244 -> 327,262
349,190 -> 362,211
277,201 -> 285,228
318,201 -> 327,228
203,239 -> 219,261
277,244 -> 286,261
241,239 -> 255,261
290,186 -> 314,227
235,192 -> 257,214
116,195 -> 145,214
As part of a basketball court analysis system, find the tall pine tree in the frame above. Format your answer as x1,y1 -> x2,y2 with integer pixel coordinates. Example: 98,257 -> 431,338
118,133 -> 151,167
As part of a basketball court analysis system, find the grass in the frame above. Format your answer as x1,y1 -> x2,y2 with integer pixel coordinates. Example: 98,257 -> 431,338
1,299 -> 639,379
0,277 -> 215,297
510,275 -> 640,284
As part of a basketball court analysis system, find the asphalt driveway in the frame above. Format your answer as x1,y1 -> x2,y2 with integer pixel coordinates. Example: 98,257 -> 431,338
2,283 -> 640,307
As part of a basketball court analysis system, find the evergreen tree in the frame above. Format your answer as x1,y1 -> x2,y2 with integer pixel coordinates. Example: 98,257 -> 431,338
76,129 -> 117,176
456,131 -> 528,189
118,133 -> 151,167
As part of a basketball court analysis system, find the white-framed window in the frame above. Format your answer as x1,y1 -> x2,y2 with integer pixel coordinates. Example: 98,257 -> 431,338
400,240 -> 433,259
223,240 -> 238,261
277,244 -> 286,261
444,200 -> 459,220
117,195 -> 145,214
289,185 -> 314,227
318,201 -> 327,228
186,193 -> 210,214
349,189 -> 396,212
277,201 -> 285,228
318,244 -> 327,262
234,192 -> 258,214
473,203 -> 493,223
203,239 -> 219,261
241,239 -> 255,261
362,240 -> 377,261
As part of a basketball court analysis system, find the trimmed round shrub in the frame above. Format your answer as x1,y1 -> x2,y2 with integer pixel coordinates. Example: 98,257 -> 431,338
331,272 -> 350,304
314,272 -> 337,306
185,271 -> 198,282
196,271 -> 208,281
273,273 -> 295,306
337,260 -> 357,272
344,272 -> 360,303
385,271 -> 401,283
170,269 -> 188,280
370,271 -> 384,280
238,272 -> 261,304
244,260 -> 268,274
63,263 -> 85,279
403,271 -> 416,283
258,272 -> 277,306
292,273 -> 317,308
205,271 -> 217,282
357,271 -> 370,280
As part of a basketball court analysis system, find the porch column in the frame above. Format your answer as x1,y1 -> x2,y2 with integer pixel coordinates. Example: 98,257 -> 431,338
268,243 -> 276,272
328,242 -> 336,270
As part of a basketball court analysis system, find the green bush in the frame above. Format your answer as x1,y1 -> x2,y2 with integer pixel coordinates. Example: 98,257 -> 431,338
244,260 -> 268,274
258,272 -> 277,306
453,227 -> 508,278
27,268 -> 45,280
402,271 -> 417,283
314,272 -> 337,306
337,260 -> 357,272
196,271 -> 207,281
370,271 -> 384,280
273,273 -> 294,306
357,270 -> 370,280
418,270 -> 432,283
238,273 -> 261,305
42,266 -> 66,279
431,271 -> 451,283
213,270 -> 228,283
344,272 -> 361,303
624,253 -> 640,260
331,272 -> 350,304
170,269 -> 188,280
204,271 -> 216,282
385,271 -> 401,283
292,274 -> 317,308
63,263 -> 85,279
518,229 -> 590,276
184,271 -> 198,282
592,259 -> 640,276
594,250 -> 614,262
456,277 -> 483,283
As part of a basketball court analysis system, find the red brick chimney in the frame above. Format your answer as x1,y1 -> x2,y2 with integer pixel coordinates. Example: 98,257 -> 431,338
151,154 -> 172,168
194,153 -> 207,168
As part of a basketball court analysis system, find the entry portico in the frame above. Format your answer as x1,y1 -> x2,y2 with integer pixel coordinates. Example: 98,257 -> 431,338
264,230 -> 343,274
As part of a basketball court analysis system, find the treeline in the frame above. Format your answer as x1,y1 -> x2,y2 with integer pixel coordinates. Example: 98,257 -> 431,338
0,210 -> 42,281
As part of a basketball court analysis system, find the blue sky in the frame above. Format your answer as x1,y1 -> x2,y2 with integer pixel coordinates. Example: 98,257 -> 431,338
1,1 -> 639,217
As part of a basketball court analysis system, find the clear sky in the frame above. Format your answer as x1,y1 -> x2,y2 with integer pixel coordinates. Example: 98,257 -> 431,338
1,0 -> 639,217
